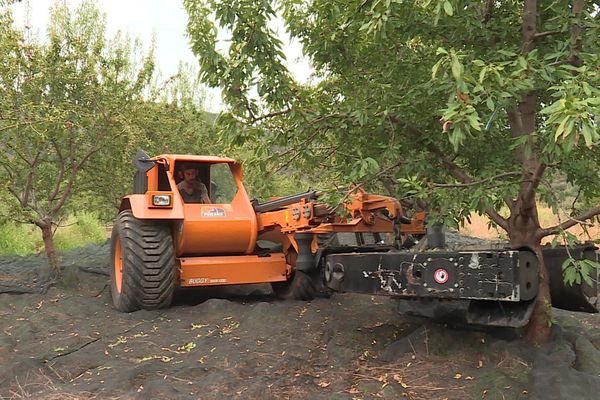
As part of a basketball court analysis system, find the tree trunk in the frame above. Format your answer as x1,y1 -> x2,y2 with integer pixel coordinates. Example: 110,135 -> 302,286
523,246 -> 553,344
507,197 -> 553,345
505,0 -> 553,345
36,218 -> 60,277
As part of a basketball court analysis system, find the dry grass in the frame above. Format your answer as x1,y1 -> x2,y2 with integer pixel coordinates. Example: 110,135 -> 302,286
460,206 -> 600,244
350,358 -> 469,400
0,370 -> 106,400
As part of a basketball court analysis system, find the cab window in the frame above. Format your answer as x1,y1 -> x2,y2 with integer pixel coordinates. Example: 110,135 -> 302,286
210,163 -> 238,204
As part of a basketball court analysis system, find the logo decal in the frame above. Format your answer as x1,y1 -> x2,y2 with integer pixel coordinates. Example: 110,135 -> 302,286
188,278 -> 227,285
201,207 -> 226,217
433,268 -> 449,284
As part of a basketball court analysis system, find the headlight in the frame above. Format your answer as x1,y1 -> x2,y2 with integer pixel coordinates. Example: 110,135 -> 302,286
152,194 -> 171,206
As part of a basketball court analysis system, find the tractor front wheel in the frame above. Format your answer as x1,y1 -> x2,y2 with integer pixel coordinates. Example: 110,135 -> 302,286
110,209 -> 176,312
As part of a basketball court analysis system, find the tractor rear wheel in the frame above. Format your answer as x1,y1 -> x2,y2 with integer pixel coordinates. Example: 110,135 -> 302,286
272,270 -> 316,300
271,250 -> 316,300
110,209 -> 176,312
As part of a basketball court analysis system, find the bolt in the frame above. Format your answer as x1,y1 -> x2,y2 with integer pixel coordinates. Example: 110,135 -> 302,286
423,283 -> 428,287
454,283 -> 459,288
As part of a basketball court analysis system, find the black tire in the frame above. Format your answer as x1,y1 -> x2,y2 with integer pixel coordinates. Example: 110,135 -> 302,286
271,270 -> 316,300
110,209 -> 175,312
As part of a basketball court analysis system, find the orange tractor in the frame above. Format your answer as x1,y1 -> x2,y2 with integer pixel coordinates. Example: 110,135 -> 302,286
111,152 -> 598,327
110,152 -> 425,312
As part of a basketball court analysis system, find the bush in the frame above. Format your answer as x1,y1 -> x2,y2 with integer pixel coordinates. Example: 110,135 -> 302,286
54,212 -> 107,251
0,213 -> 107,256
0,222 -> 40,256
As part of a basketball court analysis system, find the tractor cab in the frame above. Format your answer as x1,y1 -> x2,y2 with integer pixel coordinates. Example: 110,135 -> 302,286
123,152 -> 258,256
173,161 -> 237,204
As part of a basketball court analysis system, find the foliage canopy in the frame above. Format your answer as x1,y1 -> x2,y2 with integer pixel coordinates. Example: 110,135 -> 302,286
185,0 -> 600,225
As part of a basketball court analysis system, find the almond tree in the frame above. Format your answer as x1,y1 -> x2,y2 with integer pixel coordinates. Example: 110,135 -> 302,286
0,1 -> 154,275
185,0 -> 600,344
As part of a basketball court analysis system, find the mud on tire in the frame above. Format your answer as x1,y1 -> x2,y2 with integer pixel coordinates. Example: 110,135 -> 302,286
110,209 -> 176,312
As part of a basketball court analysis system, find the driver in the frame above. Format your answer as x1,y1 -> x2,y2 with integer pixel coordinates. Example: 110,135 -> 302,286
177,165 -> 211,203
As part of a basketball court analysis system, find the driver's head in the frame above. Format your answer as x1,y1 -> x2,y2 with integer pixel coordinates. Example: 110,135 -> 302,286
182,167 -> 198,184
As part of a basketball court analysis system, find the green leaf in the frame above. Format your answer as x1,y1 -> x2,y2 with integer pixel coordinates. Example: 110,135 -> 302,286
554,116 -> 570,140
582,272 -> 593,287
540,100 -> 563,115
451,57 -> 462,80
581,123 -> 595,147
563,118 -> 575,140
449,126 -> 464,151
443,1 -> 453,16
478,67 -> 487,84
431,59 -> 444,79
582,82 -> 592,96
498,50 -> 517,57
561,258 -> 574,271
467,114 -> 481,131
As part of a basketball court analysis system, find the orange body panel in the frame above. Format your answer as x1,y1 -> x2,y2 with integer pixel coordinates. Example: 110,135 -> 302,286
123,194 -> 185,219
400,211 -> 427,235
256,200 -> 315,233
177,201 -> 257,255
346,191 -> 402,223
178,254 -> 288,286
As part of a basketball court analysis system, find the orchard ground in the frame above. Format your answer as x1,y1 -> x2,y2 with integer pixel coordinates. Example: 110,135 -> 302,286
0,241 -> 599,400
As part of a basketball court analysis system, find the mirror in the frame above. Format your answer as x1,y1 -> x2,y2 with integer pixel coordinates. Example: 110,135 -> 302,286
132,149 -> 155,173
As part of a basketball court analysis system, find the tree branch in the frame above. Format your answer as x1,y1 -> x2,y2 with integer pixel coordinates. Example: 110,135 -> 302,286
50,126 -> 106,216
431,171 -> 521,188
522,0 -> 537,53
50,144 -> 99,217
521,162 -> 546,203
547,59 -> 570,67
480,0 -> 494,23
4,141 -> 34,166
340,158 -> 407,203
569,0 -> 585,67
250,108 -> 290,124
533,30 -> 562,39
48,139 -> 65,203
539,207 -> 600,237
388,116 -> 509,230
271,129 -> 322,173
21,150 -> 42,207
